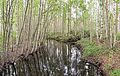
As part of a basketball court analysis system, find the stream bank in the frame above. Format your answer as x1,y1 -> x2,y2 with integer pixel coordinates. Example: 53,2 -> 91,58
0,40 -> 105,76
47,32 -> 120,76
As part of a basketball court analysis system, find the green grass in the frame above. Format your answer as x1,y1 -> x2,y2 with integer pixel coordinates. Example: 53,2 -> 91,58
110,69 -> 120,76
77,38 -> 103,57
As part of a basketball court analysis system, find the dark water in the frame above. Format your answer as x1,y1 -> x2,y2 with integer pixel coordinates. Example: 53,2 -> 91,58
0,40 -> 105,76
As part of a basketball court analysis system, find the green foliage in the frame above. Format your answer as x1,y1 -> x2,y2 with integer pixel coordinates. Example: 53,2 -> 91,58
12,31 -> 16,40
0,1 -> 2,9
77,38 -> 103,57
82,10 -> 89,19
113,0 -> 120,3
111,69 -> 120,76
116,32 -> 120,40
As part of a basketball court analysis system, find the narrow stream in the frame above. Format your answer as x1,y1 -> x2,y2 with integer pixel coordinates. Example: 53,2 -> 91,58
0,40 -> 104,76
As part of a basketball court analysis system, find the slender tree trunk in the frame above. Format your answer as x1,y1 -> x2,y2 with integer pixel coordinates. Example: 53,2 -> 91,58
114,1 -> 118,46
100,0 -> 105,40
67,4 -> 70,35
90,18 -> 93,41
105,0 -> 110,40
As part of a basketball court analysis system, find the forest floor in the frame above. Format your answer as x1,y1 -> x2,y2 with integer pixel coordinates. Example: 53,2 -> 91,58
47,32 -> 120,76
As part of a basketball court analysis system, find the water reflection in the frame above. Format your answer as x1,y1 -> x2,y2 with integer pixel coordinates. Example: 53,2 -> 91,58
0,40 -> 104,76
